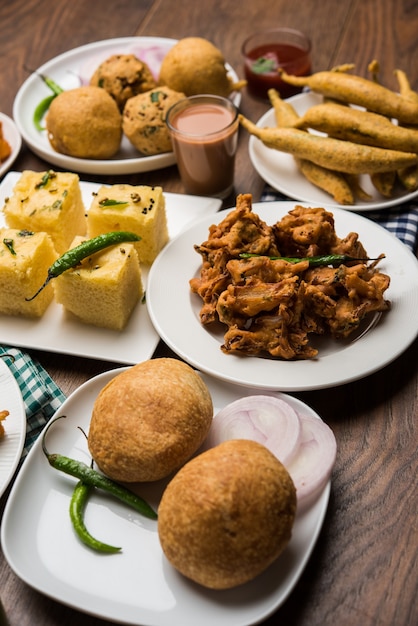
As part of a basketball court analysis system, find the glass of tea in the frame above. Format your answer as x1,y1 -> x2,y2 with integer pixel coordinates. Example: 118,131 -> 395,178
242,28 -> 312,100
166,95 -> 239,199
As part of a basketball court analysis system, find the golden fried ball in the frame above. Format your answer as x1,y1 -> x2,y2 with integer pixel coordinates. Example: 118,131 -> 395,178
88,358 -> 213,482
90,54 -> 157,111
158,37 -> 245,97
46,86 -> 122,159
122,86 -> 185,155
158,439 -> 297,589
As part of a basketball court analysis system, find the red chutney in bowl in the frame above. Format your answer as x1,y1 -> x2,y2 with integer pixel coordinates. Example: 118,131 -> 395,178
242,28 -> 312,100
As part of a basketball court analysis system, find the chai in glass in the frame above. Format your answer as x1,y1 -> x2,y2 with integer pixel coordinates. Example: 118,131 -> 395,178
166,95 -> 239,199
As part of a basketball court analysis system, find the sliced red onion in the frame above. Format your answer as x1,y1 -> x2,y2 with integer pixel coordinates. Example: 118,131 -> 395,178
204,395 -> 302,467
286,412 -> 337,513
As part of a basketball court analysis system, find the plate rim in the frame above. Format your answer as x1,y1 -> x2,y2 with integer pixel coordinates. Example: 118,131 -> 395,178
0,358 -> 26,498
13,36 -> 242,175
1,365 -> 331,626
147,201 -> 418,391
249,91 -> 418,212
0,112 -> 22,179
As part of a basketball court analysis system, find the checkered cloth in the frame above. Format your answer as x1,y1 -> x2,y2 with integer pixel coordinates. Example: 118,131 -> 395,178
0,346 -> 66,460
261,184 -> 418,253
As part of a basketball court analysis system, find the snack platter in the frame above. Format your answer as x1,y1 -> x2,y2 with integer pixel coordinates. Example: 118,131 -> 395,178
13,37 -> 241,175
0,171 -> 221,363
1,368 -> 330,626
249,92 -> 418,211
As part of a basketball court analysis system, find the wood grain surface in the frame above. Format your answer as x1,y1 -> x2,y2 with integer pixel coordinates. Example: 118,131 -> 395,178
0,1 -> 417,625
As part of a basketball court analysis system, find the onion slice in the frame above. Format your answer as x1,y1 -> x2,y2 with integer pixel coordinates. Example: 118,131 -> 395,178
204,395 -> 302,467
286,412 -> 337,513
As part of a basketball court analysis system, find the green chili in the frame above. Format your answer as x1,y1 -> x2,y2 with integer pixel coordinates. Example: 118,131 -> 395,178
26,231 -> 141,301
33,94 -> 56,131
98,199 -> 129,207
70,479 -> 122,553
238,253 -> 383,267
3,239 -> 16,255
28,70 -> 64,131
42,417 -> 157,520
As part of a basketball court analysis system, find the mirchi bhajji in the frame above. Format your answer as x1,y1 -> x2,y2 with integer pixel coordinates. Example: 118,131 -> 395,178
190,194 -> 390,360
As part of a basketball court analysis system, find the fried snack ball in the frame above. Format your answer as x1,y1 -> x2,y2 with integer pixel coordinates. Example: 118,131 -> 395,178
122,86 -> 185,155
158,37 -> 244,97
46,86 -> 122,159
158,439 -> 297,589
90,54 -> 157,111
88,358 -> 213,482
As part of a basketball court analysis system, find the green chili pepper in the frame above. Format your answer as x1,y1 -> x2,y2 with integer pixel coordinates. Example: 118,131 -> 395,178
42,417 -> 157,521
26,231 -> 141,301
35,170 -> 57,189
33,94 -> 57,131
239,253 -> 382,267
28,68 -> 64,131
70,479 -> 122,553
98,199 -> 129,207
3,239 -> 16,255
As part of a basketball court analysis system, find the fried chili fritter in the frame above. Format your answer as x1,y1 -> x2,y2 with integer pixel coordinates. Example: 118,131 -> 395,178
190,194 -> 390,360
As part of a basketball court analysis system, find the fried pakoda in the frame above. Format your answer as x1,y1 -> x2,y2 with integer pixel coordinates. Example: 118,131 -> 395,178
0,410 -> 9,438
190,194 -> 390,360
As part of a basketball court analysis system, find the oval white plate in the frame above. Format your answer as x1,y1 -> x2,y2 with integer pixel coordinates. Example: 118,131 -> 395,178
1,367 -> 330,626
147,202 -> 418,391
249,92 -> 418,211
0,113 -> 22,179
0,358 -> 26,498
13,37 -> 242,175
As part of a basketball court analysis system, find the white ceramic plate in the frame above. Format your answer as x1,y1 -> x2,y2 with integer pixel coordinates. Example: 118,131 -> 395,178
13,37 -> 242,175
147,202 -> 418,391
0,171 -> 221,363
1,367 -> 330,626
0,113 -> 22,179
0,358 -> 26,498
249,92 -> 418,211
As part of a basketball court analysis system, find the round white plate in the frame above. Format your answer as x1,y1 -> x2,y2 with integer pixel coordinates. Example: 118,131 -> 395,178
147,202 -> 418,391
0,358 -> 26,498
0,112 -> 22,179
249,92 -> 418,211
13,37 -> 242,175
1,367 -> 330,626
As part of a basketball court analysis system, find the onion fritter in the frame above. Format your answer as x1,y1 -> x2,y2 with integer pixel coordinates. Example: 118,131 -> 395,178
190,194 -> 390,360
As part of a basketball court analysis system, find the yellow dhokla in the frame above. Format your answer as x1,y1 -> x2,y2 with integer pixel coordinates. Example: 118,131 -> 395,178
87,184 -> 168,264
3,170 -> 86,253
53,236 -> 143,330
0,228 -> 58,317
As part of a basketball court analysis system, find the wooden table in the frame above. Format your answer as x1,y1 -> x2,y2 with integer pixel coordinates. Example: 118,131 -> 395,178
1,1 -> 417,625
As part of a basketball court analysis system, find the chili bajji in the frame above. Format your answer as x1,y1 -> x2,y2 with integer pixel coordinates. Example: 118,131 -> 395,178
278,68 -> 418,124
26,231 -> 141,301
238,114 -> 418,174
292,101 -> 418,153
42,416 -> 158,521
267,88 -> 355,205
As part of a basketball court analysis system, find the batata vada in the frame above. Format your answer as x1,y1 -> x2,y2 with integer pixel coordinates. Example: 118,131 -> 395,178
46,86 -> 122,159
158,37 -> 246,97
